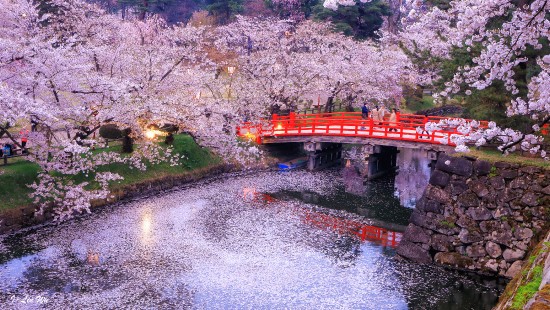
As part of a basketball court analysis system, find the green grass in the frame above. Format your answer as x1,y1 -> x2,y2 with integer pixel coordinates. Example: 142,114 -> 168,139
0,135 -> 221,212
0,158 -> 40,211
402,95 -> 436,114
454,148 -> 550,170
511,266 -> 544,309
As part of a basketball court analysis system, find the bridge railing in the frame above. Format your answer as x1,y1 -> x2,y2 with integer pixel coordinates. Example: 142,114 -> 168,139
270,112 -> 489,128
237,112 -> 491,146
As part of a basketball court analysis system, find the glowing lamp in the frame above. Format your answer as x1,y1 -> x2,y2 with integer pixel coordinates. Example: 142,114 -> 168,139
145,130 -> 156,139
227,66 -> 236,75
276,123 -> 283,130
244,132 -> 256,141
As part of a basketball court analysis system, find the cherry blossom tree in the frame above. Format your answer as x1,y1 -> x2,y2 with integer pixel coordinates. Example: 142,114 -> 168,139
1,0 -> 415,220
0,0 -> 241,220
212,17 -> 415,113
328,0 -> 550,158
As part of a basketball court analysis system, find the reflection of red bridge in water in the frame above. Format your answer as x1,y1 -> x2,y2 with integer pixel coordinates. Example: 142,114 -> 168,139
243,189 -> 402,248
304,211 -> 402,248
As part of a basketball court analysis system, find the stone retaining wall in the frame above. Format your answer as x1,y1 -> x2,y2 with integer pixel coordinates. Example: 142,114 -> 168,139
397,154 -> 550,278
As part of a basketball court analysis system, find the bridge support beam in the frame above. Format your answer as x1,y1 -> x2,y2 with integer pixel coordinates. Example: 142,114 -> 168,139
304,142 -> 342,171
363,145 -> 399,180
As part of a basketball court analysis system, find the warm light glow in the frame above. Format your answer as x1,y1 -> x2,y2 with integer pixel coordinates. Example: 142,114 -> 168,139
244,132 -> 256,141
142,214 -> 152,232
276,123 -> 283,130
145,130 -> 156,139
145,129 -> 168,139
227,66 -> 236,75
140,212 -> 153,246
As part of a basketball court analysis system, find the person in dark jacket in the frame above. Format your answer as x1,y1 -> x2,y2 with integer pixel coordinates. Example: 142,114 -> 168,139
361,103 -> 369,130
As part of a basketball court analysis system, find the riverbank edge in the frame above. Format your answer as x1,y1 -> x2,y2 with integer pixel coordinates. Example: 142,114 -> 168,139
0,161 -> 270,235
494,230 -> 550,310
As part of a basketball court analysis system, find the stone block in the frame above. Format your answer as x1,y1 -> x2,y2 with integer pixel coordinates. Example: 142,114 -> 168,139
513,227 -> 534,240
492,207 -> 513,219
469,181 -> 489,198
424,200 -> 443,214
495,162 -> 511,169
459,228 -> 483,244
521,192 -> 539,207
396,240 -> 433,264
490,230 -> 514,247
501,170 -> 518,179
484,259 -> 499,273
532,206 -> 548,219
466,244 -> 487,258
475,160 -> 492,176
431,234 -> 453,252
520,166 -> 541,175
479,220 -> 500,233
467,207 -> 493,221
435,155 -> 473,177
505,260 -> 523,278
458,191 -> 480,208
490,176 -> 506,190
429,170 -> 451,188
503,248 -> 526,263
456,216 -> 476,228
425,185 -> 451,204
510,177 -> 528,189
403,224 -> 431,244
485,241 -> 502,258
451,181 -> 469,196
434,252 -> 475,269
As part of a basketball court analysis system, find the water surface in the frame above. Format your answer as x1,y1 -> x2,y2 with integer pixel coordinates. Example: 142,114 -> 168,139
0,170 -> 505,309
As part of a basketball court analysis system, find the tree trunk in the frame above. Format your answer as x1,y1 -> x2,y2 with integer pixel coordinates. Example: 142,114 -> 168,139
139,0 -> 148,20
122,128 -> 133,153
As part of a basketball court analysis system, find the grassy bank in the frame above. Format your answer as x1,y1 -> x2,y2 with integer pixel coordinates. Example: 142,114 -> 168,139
0,135 -> 222,213
453,148 -> 550,170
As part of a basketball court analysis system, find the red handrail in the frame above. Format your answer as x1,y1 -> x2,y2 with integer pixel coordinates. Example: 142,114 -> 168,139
237,112 -> 490,146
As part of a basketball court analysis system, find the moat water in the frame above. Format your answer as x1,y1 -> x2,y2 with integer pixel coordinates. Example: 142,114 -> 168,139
0,151 -> 506,309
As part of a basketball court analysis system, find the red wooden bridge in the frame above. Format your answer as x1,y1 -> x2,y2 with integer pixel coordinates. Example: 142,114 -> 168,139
237,112 -> 489,148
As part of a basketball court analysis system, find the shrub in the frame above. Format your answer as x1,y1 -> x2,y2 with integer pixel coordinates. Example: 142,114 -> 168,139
99,124 -> 122,140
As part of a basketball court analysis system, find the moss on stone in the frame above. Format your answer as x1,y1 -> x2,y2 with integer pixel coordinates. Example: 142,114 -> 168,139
440,220 -> 456,229
511,266 -> 543,309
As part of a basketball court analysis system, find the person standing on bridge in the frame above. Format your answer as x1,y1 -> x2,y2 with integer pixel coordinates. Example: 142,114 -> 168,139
389,108 -> 398,132
361,103 -> 369,130
372,106 -> 381,126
